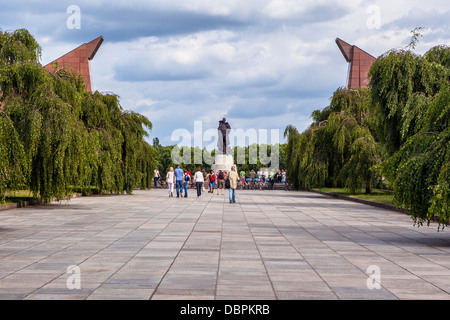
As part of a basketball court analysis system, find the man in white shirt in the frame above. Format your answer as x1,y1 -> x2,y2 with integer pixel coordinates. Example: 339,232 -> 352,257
194,168 -> 204,197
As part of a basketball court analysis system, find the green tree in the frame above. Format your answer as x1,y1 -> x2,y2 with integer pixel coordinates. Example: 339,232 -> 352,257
0,29 -> 156,203
369,41 -> 450,228
369,48 -> 448,154
379,84 -> 449,228
285,88 -> 381,193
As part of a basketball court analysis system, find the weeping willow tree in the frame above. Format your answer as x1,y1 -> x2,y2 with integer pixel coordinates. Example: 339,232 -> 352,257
0,29 -> 41,202
286,39 -> 449,228
285,88 -> 382,193
371,45 -> 450,229
283,125 -> 302,189
369,46 -> 448,154
0,29 -> 156,203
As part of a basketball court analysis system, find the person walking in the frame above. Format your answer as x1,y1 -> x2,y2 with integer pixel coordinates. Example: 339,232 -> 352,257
217,170 -> 225,195
205,171 -> 210,191
194,167 -> 204,197
228,166 -> 239,203
174,164 -> 184,198
208,170 -> 216,193
166,167 -> 175,197
202,169 -> 207,191
154,168 -> 160,187
183,169 -> 191,197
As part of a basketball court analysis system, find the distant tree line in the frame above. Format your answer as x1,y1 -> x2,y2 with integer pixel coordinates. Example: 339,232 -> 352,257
153,142 -> 286,178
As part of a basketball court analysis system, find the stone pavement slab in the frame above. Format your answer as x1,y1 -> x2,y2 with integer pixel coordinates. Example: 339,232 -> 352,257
1,189 -> 450,300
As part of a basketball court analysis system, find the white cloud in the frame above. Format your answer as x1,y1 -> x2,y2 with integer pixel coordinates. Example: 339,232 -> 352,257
2,0 -> 449,146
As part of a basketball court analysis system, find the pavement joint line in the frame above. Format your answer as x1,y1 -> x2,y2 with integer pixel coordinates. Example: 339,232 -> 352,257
0,204 -> 112,257
276,191 -> 449,298
251,194 -> 339,300
84,201 -> 191,300
0,208 -> 114,281
18,196 -> 181,298
1,189 -> 450,300
213,193 -> 225,300
240,197 -> 279,300
318,194 -> 450,292
277,192 -> 403,296
148,193 -> 212,300
319,211 -> 450,296
21,203 -> 168,299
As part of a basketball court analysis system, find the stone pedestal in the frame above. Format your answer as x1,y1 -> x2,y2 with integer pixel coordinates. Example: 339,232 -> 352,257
211,154 -> 234,173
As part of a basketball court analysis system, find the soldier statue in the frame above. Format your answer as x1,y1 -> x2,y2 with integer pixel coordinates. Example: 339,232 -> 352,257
217,118 -> 231,155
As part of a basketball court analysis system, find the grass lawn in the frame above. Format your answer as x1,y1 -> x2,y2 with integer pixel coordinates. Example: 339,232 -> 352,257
316,188 -> 395,206
2,186 -> 100,205
2,190 -> 38,204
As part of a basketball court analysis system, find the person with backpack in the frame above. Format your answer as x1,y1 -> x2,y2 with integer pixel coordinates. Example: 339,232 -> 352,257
217,170 -> 225,195
183,169 -> 191,197
225,171 -> 230,189
208,170 -> 216,193
185,169 -> 193,188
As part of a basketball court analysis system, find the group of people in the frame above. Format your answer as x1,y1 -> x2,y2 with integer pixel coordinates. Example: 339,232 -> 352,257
153,166 -> 287,203
255,168 -> 287,183
205,169 -> 227,195
233,168 -> 287,186
162,165 -> 194,198
158,165 -> 240,203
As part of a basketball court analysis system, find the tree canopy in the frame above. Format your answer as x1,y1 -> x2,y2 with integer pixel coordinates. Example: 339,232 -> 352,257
285,40 -> 450,229
285,87 -> 382,193
0,29 -> 155,203
153,143 -> 286,178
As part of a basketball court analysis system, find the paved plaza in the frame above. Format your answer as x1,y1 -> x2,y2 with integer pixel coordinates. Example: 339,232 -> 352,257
1,188 -> 450,300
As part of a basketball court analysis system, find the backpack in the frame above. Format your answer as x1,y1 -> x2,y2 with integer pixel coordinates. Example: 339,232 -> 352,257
184,174 -> 190,182
218,171 -> 224,179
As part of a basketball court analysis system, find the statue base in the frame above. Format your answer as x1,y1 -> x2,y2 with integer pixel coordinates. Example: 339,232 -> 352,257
211,154 -> 234,173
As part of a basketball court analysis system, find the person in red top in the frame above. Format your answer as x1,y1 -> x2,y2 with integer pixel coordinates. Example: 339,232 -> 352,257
217,170 -> 225,195
208,170 -> 216,193
185,169 -> 193,188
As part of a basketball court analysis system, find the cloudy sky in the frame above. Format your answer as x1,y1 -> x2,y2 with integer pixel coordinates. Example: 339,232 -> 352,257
1,0 -> 449,147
